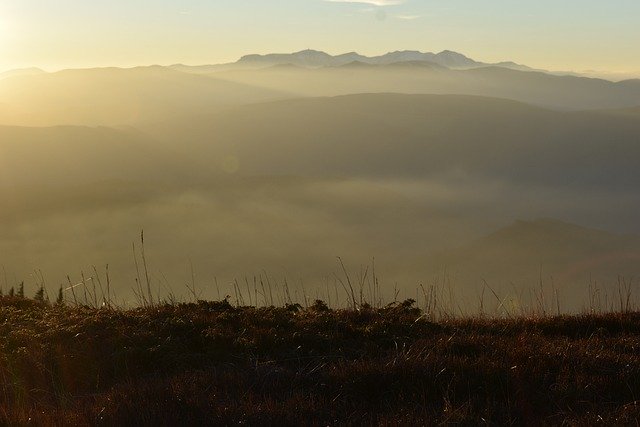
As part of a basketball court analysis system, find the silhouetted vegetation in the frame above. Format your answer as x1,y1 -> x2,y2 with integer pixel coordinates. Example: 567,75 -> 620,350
1,293 -> 640,425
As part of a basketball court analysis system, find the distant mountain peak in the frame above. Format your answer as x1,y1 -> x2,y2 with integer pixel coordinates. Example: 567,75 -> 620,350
389,49 -> 422,54
232,49 -> 527,71
438,49 -> 468,56
295,49 -> 331,56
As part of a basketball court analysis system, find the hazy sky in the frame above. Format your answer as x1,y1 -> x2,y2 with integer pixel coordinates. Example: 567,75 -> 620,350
1,0 -> 639,74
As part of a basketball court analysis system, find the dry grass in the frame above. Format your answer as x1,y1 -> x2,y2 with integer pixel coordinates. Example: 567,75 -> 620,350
1,295 -> 640,425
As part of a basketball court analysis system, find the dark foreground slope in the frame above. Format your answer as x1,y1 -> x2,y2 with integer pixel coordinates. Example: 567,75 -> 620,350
1,297 -> 640,425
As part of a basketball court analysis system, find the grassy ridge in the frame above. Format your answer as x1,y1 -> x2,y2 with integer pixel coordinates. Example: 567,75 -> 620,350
1,296 -> 640,425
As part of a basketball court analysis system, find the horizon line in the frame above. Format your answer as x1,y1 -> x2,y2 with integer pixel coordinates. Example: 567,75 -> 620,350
2,47 -> 640,80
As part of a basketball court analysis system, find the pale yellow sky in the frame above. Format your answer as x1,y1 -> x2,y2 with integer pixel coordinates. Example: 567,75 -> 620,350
1,0 -> 639,77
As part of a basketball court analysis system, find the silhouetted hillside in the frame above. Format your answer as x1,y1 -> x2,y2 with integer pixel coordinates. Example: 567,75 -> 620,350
3,298 -> 640,425
2,94 -> 640,304
0,125 -> 187,190
209,64 -> 640,110
0,56 -> 637,129
0,66 -> 289,126
147,94 -> 640,189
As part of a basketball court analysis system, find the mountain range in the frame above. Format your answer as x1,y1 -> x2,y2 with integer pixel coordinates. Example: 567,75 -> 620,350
170,49 -> 536,73
0,49 -> 638,127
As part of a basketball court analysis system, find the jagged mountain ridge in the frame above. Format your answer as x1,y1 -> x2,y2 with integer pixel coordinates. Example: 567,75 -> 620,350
237,49 -> 537,71
170,49 -> 536,73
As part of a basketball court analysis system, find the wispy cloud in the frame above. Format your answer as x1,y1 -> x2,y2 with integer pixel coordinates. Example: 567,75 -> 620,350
324,0 -> 405,6
396,14 -> 422,20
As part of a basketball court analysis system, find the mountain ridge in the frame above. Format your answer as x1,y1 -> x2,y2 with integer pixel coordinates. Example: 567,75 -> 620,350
235,49 -> 533,71
170,49 -> 537,74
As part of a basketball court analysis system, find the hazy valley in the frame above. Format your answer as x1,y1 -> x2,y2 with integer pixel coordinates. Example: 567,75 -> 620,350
4,0 -> 640,421
1,52 -> 640,309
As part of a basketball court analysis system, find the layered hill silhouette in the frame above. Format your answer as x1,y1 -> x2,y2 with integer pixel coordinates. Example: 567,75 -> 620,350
1,57 -> 640,302
5,93 -> 640,217
146,93 -> 640,190
210,64 -> 640,111
0,66 -> 289,126
0,125 -> 191,192
0,50 -> 639,127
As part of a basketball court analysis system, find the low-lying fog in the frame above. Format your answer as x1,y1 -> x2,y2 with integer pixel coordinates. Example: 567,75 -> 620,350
1,65 -> 640,312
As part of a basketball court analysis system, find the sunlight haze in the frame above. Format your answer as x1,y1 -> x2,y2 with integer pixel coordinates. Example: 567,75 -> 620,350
1,0 -> 639,75
3,1 -> 640,423
1,0 -> 640,306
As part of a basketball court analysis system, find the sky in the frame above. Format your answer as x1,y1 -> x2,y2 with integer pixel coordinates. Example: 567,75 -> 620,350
1,0 -> 639,75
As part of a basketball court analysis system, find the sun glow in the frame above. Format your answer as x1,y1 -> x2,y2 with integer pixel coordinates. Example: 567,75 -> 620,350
0,18 -> 11,69
0,18 -> 6,43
